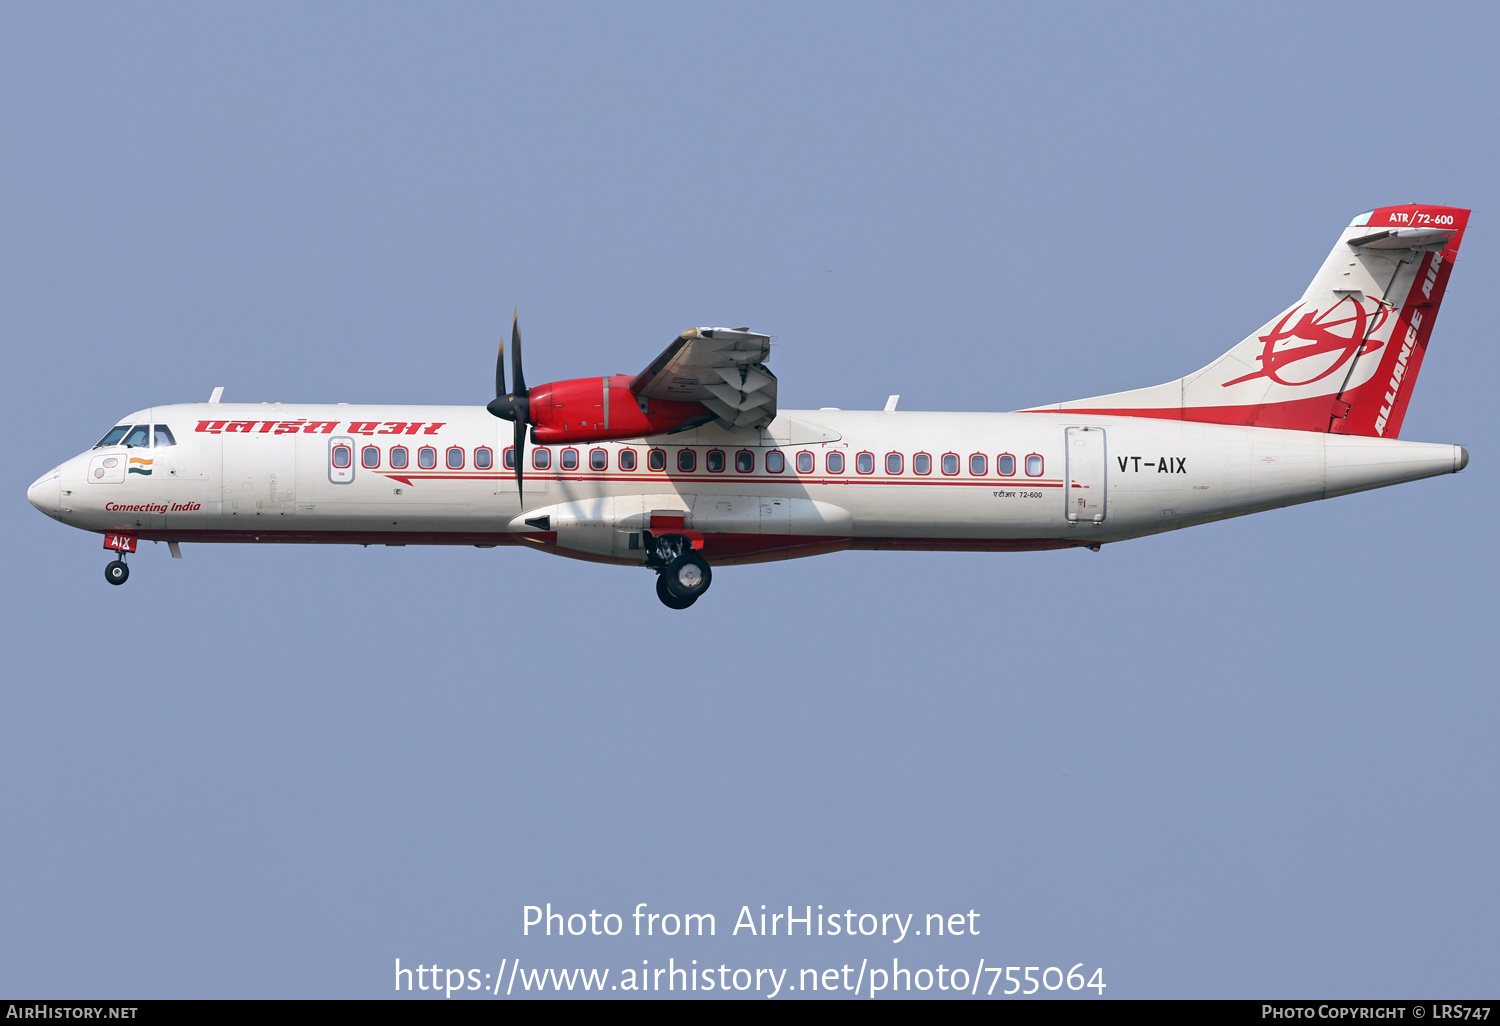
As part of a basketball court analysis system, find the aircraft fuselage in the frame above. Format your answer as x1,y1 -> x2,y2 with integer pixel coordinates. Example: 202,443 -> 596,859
28,402 -> 1466,566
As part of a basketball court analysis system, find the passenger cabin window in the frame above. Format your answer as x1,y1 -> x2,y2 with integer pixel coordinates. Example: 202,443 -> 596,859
736,450 -> 755,473
151,425 -> 176,448
331,445 -> 352,469
390,446 -> 410,469
95,426 -> 131,448
475,446 -> 493,470
797,451 -> 814,474
941,453 -> 959,475
827,452 -> 845,473
619,448 -> 637,471
1026,454 -> 1044,476
446,447 -> 465,470
533,448 -> 551,470
503,447 -> 516,470
361,445 -> 381,469
997,453 -> 1015,476
560,448 -> 579,471
677,449 -> 696,472
648,449 -> 666,472
123,425 -> 150,448
766,450 -> 785,473
706,449 -> 725,473
856,452 -> 874,474
886,452 -> 903,474
419,446 -> 437,469
590,448 -> 607,471
913,453 -> 931,475
969,454 -> 988,476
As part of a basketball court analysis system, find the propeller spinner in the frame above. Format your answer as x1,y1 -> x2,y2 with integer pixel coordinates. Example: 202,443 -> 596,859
486,309 -> 531,496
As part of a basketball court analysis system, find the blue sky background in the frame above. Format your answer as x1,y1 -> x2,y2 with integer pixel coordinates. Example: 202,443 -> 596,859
3,2 -> 1496,998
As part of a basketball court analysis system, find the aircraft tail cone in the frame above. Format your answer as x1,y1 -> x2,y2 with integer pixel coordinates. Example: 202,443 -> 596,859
1324,436 -> 1466,499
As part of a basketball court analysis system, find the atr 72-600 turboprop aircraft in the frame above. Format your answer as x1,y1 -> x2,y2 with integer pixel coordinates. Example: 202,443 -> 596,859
28,204 -> 1472,608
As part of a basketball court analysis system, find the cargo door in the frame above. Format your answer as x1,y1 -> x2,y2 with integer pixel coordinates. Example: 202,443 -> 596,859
222,432 -> 297,519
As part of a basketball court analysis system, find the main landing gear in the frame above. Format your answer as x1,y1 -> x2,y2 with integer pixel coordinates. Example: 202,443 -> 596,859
656,553 -> 712,609
646,532 -> 712,609
105,557 -> 129,585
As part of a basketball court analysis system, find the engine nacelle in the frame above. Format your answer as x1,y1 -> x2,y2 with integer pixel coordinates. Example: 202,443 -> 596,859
528,374 -> 711,443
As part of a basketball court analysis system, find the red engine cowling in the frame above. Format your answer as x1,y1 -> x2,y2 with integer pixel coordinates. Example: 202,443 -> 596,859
527,374 -> 711,443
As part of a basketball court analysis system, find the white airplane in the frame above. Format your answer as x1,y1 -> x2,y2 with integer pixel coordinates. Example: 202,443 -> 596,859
28,203 -> 1471,608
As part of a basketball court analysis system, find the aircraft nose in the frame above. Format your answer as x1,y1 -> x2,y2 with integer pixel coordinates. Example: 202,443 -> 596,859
28,469 -> 60,514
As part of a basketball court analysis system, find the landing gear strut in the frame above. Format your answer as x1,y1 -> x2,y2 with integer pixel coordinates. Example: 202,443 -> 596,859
646,532 -> 712,609
105,557 -> 129,585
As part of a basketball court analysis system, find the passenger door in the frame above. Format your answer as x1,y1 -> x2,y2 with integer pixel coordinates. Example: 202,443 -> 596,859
1065,427 -> 1106,523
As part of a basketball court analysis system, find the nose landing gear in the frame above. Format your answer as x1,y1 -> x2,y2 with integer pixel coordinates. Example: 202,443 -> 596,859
102,533 -> 137,585
646,531 -> 712,609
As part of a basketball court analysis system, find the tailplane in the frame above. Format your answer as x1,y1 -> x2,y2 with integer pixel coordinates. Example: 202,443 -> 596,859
1026,204 -> 1469,437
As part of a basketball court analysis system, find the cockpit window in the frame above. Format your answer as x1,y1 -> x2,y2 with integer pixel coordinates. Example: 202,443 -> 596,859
123,425 -> 150,448
95,426 -> 130,448
152,425 -> 176,448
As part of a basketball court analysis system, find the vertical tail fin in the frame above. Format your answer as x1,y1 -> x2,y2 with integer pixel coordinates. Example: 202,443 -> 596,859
1027,204 -> 1469,437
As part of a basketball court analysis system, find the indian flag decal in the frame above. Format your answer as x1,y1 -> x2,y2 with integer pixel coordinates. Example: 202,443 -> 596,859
127,457 -> 153,476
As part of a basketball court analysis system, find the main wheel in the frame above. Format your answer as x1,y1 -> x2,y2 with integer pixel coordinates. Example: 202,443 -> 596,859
656,574 -> 696,609
662,553 -> 711,602
104,559 -> 129,585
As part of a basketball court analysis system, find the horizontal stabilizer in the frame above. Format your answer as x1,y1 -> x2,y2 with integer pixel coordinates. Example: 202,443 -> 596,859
1347,227 -> 1453,249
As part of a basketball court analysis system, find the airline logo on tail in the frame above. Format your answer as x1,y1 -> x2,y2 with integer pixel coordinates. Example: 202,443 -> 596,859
1222,296 -> 1389,389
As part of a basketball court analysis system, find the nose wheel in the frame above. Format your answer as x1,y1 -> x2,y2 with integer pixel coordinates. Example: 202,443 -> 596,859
105,558 -> 130,585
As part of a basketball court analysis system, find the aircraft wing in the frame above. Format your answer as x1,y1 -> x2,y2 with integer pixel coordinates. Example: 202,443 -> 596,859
629,327 -> 776,431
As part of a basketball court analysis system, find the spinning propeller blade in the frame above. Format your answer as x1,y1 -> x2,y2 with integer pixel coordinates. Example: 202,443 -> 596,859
485,308 -> 531,498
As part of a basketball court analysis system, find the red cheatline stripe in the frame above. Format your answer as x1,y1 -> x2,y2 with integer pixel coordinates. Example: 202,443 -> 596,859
374,471 -> 1064,487
126,527 -> 1084,553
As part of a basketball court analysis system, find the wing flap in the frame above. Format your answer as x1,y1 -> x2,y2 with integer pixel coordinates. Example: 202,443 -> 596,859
631,327 -> 776,430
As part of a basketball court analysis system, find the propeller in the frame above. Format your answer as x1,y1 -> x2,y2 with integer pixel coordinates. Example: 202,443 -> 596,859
486,308 -> 531,497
